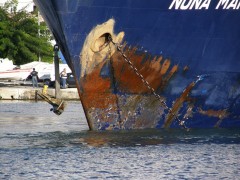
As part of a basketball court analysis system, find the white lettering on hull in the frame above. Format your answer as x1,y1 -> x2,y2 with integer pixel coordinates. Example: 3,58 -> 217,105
169,0 -> 240,10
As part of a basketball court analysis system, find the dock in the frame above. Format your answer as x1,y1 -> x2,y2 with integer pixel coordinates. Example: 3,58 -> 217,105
0,83 -> 79,100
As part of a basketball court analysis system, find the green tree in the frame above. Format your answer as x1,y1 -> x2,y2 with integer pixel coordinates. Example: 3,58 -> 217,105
0,0 -> 53,65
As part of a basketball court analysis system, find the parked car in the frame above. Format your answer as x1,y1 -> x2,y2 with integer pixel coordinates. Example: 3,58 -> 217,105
66,73 -> 76,88
47,73 -> 76,88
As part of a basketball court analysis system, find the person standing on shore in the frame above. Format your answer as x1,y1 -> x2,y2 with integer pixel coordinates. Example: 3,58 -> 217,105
60,68 -> 67,89
30,68 -> 38,88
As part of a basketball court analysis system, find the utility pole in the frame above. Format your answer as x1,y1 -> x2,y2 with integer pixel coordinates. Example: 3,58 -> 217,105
54,44 -> 60,99
38,10 -> 41,62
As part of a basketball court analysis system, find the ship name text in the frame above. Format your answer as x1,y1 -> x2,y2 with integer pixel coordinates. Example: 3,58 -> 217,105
169,0 -> 240,10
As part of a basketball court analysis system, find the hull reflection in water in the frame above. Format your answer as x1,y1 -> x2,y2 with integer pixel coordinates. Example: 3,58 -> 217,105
75,129 -> 240,147
34,0 -> 240,130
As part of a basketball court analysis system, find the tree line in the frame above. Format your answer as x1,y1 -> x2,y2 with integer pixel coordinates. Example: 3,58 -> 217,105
0,0 -> 53,65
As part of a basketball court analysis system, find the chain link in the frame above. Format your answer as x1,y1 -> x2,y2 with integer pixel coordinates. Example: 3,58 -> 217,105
108,36 -> 189,130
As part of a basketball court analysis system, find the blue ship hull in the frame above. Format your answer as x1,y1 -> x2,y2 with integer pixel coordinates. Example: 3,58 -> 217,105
34,0 -> 240,130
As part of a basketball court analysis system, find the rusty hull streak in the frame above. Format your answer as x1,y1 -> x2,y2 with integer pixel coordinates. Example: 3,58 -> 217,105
183,66 -> 189,72
112,45 -> 179,94
183,103 -> 195,120
163,81 -> 197,128
80,60 -> 117,108
79,43 -> 231,130
198,108 -> 229,127
161,79 -> 230,128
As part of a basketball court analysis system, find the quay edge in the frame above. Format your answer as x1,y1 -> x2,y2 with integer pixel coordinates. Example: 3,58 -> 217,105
0,86 -> 79,100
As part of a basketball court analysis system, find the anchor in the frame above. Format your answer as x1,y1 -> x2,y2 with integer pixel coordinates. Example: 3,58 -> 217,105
36,44 -> 66,115
36,88 -> 65,115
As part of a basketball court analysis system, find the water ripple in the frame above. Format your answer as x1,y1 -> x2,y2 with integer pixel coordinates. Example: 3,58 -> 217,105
0,101 -> 240,179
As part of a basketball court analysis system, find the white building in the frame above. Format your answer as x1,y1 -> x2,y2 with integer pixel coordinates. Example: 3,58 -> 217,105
0,0 -> 34,12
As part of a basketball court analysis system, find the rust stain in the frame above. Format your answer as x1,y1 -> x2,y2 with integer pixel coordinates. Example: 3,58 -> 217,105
80,61 -> 118,110
183,66 -> 189,72
168,65 -> 178,78
163,81 -> 196,128
162,64 -> 178,89
80,62 -> 110,93
112,46 -> 179,94
149,56 -> 162,71
183,104 -> 194,120
198,108 -> 229,127
160,59 -> 171,75
198,108 -> 228,118
79,44 -> 192,129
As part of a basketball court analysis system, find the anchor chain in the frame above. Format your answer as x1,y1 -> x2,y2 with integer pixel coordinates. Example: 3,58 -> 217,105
108,36 -> 188,130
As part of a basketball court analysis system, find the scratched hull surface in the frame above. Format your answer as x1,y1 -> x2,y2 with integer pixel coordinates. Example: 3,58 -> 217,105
34,0 -> 240,130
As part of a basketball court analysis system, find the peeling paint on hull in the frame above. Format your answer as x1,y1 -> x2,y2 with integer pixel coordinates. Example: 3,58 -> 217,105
80,44 -> 240,130
34,0 -> 240,130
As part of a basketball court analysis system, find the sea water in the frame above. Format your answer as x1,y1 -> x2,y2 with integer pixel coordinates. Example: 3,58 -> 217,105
0,101 -> 240,179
